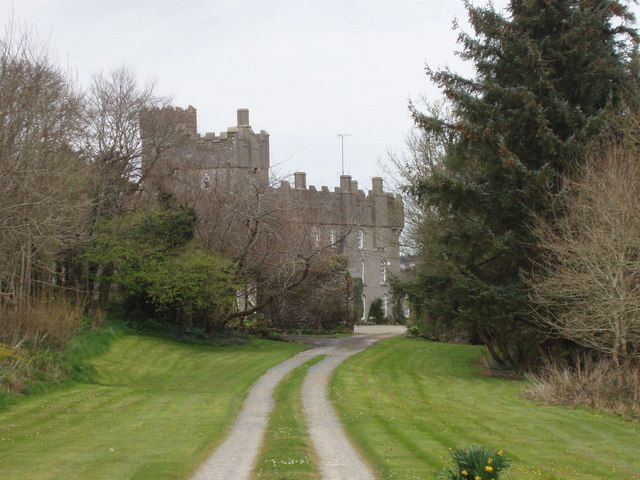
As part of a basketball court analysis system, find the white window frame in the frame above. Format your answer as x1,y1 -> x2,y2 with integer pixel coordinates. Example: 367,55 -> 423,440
202,173 -> 211,189
361,295 -> 366,321
329,229 -> 337,247
357,229 -> 364,250
361,259 -> 366,282
380,258 -> 388,284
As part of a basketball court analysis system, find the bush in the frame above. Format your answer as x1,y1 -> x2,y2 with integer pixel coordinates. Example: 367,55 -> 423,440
440,445 -> 510,480
85,207 -> 237,332
368,298 -> 384,324
525,357 -> 640,419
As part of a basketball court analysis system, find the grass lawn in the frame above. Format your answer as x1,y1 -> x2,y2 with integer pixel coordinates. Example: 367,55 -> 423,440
253,356 -> 325,480
0,334 -> 305,480
331,337 -> 640,480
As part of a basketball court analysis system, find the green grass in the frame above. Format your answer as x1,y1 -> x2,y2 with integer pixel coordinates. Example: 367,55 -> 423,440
254,355 -> 325,480
0,324 -> 126,410
0,334 -> 305,480
331,337 -> 640,480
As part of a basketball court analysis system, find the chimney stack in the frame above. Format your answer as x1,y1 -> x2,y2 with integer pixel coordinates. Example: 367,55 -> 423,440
294,172 -> 307,189
340,175 -> 352,192
237,108 -> 250,127
372,177 -> 383,195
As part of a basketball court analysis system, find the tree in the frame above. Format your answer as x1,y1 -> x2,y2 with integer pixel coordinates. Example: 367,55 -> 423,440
0,21 -> 89,312
528,145 -> 640,365
406,0 -> 639,367
85,205 -> 237,332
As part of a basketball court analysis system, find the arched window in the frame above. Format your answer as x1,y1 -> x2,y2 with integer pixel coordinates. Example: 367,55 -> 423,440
361,295 -> 367,321
202,173 -> 211,189
329,229 -> 337,247
380,258 -> 388,284
382,294 -> 389,318
311,227 -> 320,248
356,229 -> 364,250
361,259 -> 366,281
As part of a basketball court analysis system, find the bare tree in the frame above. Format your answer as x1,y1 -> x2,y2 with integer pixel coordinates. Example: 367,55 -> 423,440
385,100 -> 451,253
0,21 -> 89,312
81,66 -> 171,222
167,167 -> 354,326
528,146 -> 640,365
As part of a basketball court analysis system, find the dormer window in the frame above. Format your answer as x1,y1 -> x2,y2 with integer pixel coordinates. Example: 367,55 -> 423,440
203,173 -> 211,189
357,229 -> 364,250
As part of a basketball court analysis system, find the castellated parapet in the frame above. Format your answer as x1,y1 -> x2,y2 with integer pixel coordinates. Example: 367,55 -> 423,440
141,107 -> 404,320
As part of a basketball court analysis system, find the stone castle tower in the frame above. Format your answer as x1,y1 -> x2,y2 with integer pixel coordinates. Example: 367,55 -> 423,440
142,107 -> 404,320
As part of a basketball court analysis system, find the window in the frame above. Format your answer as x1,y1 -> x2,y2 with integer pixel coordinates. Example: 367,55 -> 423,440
311,227 -> 320,248
360,259 -> 366,281
361,295 -> 366,321
202,173 -> 211,189
329,229 -> 337,247
380,258 -> 388,284
357,229 -> 364,250
382,294 -> 389,318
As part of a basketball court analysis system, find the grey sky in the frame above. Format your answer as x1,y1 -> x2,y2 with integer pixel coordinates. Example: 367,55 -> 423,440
2,1 -> 637,190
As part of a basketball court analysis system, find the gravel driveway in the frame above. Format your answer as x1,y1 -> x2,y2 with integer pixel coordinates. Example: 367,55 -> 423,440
190,325 -> 406,480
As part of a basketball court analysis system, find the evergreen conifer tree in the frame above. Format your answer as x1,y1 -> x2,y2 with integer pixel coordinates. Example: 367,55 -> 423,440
409,0 -> 639,368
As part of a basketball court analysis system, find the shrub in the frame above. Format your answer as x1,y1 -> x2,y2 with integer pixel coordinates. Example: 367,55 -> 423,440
85,207 -> 237,332
440,445 -> 510,480
368,298 -> 384,324
525,357 -> 640,419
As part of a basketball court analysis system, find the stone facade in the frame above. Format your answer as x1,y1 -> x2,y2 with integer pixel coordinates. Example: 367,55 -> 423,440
142,107 -> 404,320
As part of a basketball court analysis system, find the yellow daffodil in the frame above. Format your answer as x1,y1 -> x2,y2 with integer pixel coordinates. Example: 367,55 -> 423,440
497,449 -> 504,456
461,470 -> 469,477
475,476 -> 481,480
485,465 -> 493,473
487,458 -> 493,465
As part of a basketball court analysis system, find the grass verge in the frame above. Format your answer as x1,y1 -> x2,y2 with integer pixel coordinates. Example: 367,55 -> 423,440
0,334 -> 305,480
331,337 -> 640,480
0,323 -> 125,410
253,355 -> 325,480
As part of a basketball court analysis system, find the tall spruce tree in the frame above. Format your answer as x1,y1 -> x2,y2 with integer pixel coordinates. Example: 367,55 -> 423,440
408,0 -> 639,368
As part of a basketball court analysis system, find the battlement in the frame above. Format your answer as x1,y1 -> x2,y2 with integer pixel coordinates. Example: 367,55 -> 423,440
142,106 -> 270,183
276,171 -> 404,230
142,105 -> 403,231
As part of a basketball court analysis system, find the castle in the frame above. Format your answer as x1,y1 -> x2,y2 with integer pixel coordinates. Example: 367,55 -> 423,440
142,106 -> 404,320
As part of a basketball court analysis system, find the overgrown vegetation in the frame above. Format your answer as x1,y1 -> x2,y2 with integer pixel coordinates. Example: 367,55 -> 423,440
0,321 -> 122,410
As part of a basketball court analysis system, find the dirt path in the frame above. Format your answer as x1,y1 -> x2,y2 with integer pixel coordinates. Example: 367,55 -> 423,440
302,326 -> 406,480
190,325 -> 405,480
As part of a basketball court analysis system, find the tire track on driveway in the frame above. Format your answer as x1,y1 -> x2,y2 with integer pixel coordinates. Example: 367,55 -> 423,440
302,325 -> 406,480
191,347 -> 329,480
191,325 -> 405,480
